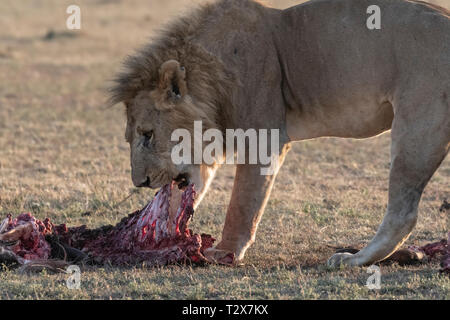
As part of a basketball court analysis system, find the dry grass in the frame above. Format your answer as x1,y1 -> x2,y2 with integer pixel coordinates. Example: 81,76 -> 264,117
0,0 -> 449,300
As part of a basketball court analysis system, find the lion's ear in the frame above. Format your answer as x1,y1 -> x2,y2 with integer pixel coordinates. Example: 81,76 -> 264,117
154,60 -> 187,110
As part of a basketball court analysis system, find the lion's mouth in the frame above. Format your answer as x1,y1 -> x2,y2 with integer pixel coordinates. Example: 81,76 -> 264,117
174,173 -> 190,190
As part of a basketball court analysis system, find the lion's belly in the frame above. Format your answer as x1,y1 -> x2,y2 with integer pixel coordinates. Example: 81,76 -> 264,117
286,99 -> 394,141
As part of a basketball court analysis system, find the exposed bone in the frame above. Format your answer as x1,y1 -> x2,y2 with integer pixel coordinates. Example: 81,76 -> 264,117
0,222 -> 33,242
0,216 -> 10,234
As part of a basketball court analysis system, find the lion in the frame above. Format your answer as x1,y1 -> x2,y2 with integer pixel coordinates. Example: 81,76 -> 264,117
109,0 -> 450,267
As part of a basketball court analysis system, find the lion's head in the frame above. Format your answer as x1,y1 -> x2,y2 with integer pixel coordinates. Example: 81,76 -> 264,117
124,60 -> 219,192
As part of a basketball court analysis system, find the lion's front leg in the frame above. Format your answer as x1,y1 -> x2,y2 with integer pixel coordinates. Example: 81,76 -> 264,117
205,144 -> 291,264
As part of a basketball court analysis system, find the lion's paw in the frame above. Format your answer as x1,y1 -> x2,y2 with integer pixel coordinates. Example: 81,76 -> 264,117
327,252 -> 356,269
204,247 -> 236,266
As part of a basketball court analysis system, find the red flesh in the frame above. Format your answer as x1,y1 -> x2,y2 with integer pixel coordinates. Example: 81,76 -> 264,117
1,183 -> 215,266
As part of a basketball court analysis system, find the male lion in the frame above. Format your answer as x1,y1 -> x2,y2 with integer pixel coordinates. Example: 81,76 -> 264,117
110,0 -> 449,267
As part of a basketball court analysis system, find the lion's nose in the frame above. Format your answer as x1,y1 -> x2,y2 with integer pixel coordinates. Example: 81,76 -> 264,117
137,177 -> 151,188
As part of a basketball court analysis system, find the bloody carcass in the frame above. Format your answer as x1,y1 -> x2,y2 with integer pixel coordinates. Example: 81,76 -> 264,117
0,183 -> 216,269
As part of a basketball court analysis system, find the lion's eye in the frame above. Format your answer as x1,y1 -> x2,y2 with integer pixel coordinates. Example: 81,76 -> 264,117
142,130 -> 154,147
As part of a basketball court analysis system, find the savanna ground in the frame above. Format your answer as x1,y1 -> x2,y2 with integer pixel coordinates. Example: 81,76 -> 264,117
0,0 -> 449,300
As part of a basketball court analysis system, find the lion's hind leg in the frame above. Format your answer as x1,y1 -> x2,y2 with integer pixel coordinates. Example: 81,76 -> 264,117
328,93 -> 449,268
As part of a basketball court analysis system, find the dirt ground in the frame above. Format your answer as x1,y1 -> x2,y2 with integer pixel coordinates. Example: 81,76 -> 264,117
0,0 -> 448,299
